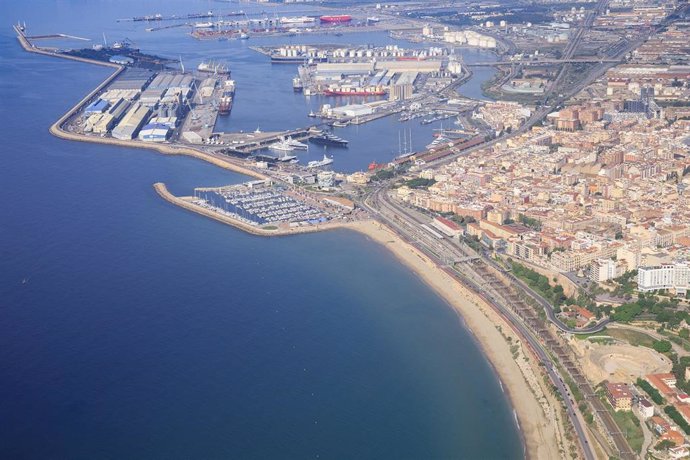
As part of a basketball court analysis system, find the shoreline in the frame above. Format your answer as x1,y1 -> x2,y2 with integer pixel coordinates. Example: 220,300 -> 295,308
16,26 -> 560,459
343,220 -> 562,460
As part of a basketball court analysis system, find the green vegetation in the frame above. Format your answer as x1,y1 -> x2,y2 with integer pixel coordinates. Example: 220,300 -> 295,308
610,270 -> 637,297
607,328 -> 657,349
670,356 -> 690,395
574,330 -> 610,341
636,378 -> 665,405
656,439 -> 675,451
510,344 -> 519,359
402,178 -> 436,189
371,169 -> 395,181
439,211 -> 475,227
518,214 -> 542,231
262,225 -> 278,231
565,376 -> 583,403
463,235 -> 483,253
584,412 -> 594,425
652,340 -> 673,353
610,409 -> 643,453
665,405 -> 690,434
510,260 -> 569,307
610,292 -> 684,324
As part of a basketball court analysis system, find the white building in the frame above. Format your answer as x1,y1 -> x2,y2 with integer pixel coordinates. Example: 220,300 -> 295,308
138,123 -> 171,142
317,171 -> 335,188
590,258 -> 623,282
638,262 -> 690,294
636,398 -> 654,419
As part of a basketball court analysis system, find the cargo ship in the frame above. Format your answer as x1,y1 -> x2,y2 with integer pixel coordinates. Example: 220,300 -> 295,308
218,94 -> 233,115
319,15 -> 352,23
280,16 -> 316,24
218,80 -> 235,115
323,86 -> 386,96
197,60 -> 230,75
270,53 -> 327,64
309,132 -> 348,147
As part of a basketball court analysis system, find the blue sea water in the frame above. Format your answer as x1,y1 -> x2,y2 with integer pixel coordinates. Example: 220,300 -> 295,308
1,1 -> 521,458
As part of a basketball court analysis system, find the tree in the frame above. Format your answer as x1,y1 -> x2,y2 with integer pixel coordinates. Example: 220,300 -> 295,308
680,329 -> 689,339
653,340 -> 673,353
656,439 -> 675,451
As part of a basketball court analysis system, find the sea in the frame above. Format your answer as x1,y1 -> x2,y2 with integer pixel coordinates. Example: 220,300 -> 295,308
0,1 -> 523,458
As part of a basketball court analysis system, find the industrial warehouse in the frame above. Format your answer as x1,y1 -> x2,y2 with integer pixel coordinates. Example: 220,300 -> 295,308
71,67 -> 231,144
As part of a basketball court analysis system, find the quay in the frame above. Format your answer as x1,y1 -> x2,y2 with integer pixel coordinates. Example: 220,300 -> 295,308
217,126 -> 323,155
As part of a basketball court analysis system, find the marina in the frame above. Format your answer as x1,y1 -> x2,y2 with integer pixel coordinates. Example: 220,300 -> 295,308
190,179 -> 351,230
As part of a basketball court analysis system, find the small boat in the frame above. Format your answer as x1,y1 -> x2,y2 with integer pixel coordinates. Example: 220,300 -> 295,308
277,153 -> 298,162
198,60 -> 230,75
309,132 -> 348,147
286,137 -> 308,150
292,76 -> 303,92
307,154 -> 334,168
308,110 -> 317,118
239,32 -> 249,40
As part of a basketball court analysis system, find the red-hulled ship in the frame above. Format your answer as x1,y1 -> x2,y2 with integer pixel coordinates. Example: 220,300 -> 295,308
368,161 -> 386,171
320,15 -> 352,23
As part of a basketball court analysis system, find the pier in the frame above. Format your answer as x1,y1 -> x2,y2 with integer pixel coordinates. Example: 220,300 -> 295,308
217,127 -> 319,155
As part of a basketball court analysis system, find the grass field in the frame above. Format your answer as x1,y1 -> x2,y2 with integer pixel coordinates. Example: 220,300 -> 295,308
610,408 -> 644,453
607,328 -> 657,349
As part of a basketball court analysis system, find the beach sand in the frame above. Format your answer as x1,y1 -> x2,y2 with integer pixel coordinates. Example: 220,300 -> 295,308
345,220 -> 565,460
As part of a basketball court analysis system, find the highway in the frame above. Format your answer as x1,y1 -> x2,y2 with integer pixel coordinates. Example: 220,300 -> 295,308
465,57 -> 621,66
361,185 -> 637,459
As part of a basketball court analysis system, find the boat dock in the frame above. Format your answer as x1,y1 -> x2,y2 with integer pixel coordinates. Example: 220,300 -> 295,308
216,127 -> 319,155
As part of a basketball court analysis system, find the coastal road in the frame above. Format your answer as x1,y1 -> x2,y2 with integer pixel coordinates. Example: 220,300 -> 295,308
361,186 -> 600,460
482,256 -> 611,335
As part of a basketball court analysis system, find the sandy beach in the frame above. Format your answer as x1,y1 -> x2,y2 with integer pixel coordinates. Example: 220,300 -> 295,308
345,220 -> 565,460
